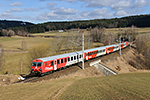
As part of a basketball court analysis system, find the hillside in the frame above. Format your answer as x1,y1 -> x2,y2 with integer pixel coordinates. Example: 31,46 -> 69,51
0,72 -> 150,100
0,43 -> 150,99
2,14 -> 150,34
0,20 -> 34,30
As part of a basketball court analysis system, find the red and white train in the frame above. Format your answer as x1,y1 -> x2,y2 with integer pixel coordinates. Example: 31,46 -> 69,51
31,41 -> 129,75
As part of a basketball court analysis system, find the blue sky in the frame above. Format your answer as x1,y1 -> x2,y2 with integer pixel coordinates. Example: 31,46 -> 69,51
0,0 -> 150,24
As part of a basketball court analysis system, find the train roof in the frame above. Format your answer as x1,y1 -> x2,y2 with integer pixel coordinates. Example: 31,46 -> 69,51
37,52 -> 78,62
36,46 -> 106,62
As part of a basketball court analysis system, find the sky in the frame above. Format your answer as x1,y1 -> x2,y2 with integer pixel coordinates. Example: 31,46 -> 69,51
0,0 -> 150,24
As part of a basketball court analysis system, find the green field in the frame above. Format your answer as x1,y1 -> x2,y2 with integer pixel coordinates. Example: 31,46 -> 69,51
0,72 -> 150,100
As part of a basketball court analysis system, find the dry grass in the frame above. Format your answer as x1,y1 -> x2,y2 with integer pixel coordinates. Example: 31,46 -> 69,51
0,37 -> 52,50
0,72 -> 150,100
60,72 -> 150,100
1,53 -> 28,74
106,27 -> 150,34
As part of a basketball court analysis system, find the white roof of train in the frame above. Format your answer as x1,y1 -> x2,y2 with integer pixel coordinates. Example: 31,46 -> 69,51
37,46 -> 106,62
37,42 -> 126,62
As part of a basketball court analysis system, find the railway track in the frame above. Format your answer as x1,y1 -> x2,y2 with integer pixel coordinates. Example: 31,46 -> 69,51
13,46 -> 131,84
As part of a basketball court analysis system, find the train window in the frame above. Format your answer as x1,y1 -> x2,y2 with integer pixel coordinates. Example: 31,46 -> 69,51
57,60 -> 60,64
37,62 -> 42,66
45,62 -> 47,66
103,49 -> 105,52
51,61 -> 53,66
65,58 -> 67,62
32,62 -> 36,66
71,57 -> 73,61
80,55 -> 82,58
100,50 -> 102,53
68,57 -> 70,61
77,55 -> 78,59
61,59 -> 63,63
74,56 -> 76,60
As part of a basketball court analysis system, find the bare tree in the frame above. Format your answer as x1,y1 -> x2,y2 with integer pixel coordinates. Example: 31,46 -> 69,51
136,33 -> 150,68
90,27 -> 105,43
21,39 -> 27,51
27,44 -> 50,71
8,29 -> 15,37
50,33 -> 65,55
1,29 -> 8,36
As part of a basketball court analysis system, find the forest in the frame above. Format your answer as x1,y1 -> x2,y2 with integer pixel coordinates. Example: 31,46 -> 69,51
0,14 -> 150,35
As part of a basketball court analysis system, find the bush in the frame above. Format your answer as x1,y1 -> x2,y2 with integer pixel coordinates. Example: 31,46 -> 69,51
135,33 -> 150,69
26,44 -> 50,71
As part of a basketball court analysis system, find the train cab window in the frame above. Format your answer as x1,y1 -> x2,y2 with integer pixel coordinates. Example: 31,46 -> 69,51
51,61 -> 54,66
71,57 -> 73,61
65,58 -> 67,62
74,56 -> 76,60
57,60 -> 60,64
45,62 -> 47,66
32,62 -> 36,66
61,59 -> 63,63
37,62 -> 42,66
68,57 -> 70,61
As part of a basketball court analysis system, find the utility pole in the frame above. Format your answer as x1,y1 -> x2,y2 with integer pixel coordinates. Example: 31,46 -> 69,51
82,32 -> 84,70
120,37 -> 121,55
129,36 -> 131,49
20,58 -> 22,75
69,31 -> 84,70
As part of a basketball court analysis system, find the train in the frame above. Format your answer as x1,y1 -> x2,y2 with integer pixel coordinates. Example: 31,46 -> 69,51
31,41 -> 129,75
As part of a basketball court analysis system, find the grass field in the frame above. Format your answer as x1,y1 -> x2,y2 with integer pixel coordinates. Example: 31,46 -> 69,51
106,27 -> 150,34
0,72 -> 150,100
60,72 -> 150,100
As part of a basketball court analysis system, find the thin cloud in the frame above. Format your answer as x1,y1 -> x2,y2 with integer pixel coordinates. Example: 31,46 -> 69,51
54,7 -> 78,15
6,7 -> 23,12
9,2 -> 22,6
24,7 -> 39,11
0,13 -> 22,19
47,2 -> 57,8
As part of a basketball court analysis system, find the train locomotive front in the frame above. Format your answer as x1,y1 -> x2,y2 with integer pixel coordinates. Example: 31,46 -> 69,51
31,59 -> 43,75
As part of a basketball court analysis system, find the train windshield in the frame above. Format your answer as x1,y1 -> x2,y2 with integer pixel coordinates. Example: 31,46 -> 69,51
32,62 -> 42,67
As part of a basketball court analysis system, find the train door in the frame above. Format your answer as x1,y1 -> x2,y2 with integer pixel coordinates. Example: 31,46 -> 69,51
86,53 -> 88,60
54,60 -> 57,70
77,54 -> 79,63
